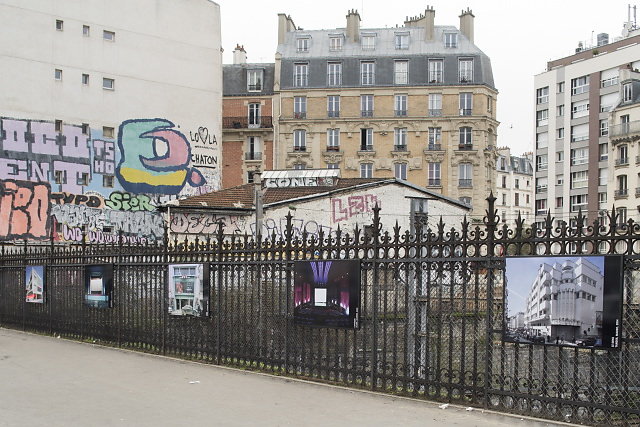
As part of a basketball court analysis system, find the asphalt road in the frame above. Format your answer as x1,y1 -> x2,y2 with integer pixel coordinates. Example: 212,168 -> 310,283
0,327 -> 567,427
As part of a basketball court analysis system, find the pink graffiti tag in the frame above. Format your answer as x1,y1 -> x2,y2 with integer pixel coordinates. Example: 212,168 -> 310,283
0,179 -> 51,240
331,194 -> 379,223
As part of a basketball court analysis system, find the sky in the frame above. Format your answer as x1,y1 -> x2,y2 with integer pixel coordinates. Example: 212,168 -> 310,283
217,0 -> 635,156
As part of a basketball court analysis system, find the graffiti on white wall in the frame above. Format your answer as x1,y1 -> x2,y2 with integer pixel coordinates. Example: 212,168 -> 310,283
331,194 -> 379,224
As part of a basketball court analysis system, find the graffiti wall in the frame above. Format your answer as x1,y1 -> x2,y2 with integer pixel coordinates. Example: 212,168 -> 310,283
0,117 -> 220,241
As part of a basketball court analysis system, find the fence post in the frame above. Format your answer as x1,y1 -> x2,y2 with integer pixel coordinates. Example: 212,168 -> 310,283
371,204 -> 381,390
215,219 -> 224,365
22,239 -> 27,331
483,192 -> 498,409
49,224 -> 54,335
162,224 -> 168,355
284,212 -> 293,374
117,230 -> 123,347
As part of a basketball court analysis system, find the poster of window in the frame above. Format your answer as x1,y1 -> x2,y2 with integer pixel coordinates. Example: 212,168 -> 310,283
504,255 -> 623,349
84,265 -> 113,309
168,264 -> 209,317
25,265 -> 45,303
293,260 -> 361,329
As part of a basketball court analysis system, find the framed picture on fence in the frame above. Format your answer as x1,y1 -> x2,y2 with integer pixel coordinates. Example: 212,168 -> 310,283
168,264 -> 209,317
293,260 -> 361,329
84,264 -> 114,309
25,265 -> 45,303
503,255 -> 623,349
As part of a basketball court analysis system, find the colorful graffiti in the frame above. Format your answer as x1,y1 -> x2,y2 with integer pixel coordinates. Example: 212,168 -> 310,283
0,179 -> 51,240
116,119 -> 205,195
104,192 -> 155,212
331,194 -> 380,223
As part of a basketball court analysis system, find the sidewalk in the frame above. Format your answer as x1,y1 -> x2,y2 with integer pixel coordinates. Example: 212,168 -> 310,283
0,327 -> 566,427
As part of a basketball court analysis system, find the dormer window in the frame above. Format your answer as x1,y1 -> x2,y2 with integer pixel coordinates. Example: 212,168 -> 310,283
444,32 -> 458,48
247,69 -> 263,92
458,58 -> 473,83
623,83 -> 632,102
296,37 -> 310,52
395,33 -> 409,49
361,33 -> 376,50
329,35 -> 343,51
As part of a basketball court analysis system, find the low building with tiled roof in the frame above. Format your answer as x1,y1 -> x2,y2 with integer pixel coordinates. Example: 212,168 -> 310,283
163,169 -> 470,240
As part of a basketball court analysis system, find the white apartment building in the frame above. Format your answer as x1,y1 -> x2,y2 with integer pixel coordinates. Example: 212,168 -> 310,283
524,258 -> 603,341
533,24 -> 640,226
496,148 -> 533,225
0,0 -> 222,242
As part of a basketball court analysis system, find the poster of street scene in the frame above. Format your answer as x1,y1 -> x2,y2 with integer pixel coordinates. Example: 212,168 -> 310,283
504,255 -> 623,349
168,264 -> 209,317
84,265 -> 113,309
293,260 -> 360,329
25,265 -> 45,303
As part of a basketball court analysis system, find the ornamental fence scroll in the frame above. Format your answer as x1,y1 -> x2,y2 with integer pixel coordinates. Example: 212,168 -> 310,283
2,195 -> 640,425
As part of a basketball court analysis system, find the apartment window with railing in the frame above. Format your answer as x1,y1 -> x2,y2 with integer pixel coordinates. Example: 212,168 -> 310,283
247,69 -> 263,92
428,93 -> 442,116
600,92 -> 617,112
570,147 -> 588,165
621,114 -> 630,134
428,59 -> 443,83
557,81 -> 565,93
246,136 -> 261,160
536,86 -> 549,104
296,37 -> 310,52
444,32 -> 457,48
598,168 -> 608,186
361,34 -> 376,50
536,177 -> 548,193
327,95 -> 340,117
571,75 -> 589,95
327,62 -> 342,86
428,162 -> 441,186
327,128 -> 340,151
360,163 -> 373,178
571,124 -> 588,142
394,162 -> 408,180
536,154 -> 548,171
556,128 -> 564,140
571,100 -> 589,119
617,207 -> 628,226
599,192 -> 607,210
459,58 -> 473,83
617,175 -> 628,197
570,194 -> 588,212
535,199 -> 547,215
556,197 -> 563,208
248,103 -> 261,127
293,96 -> 306,119
360,128 -> 373,151
571,171 -> 588,189
394,94 -> 407,116
557,104 -> 564,117
617,144 -> 629,165
600,120 -> 609,136
394,128 -> 407,151
536,109 -> 548,127
557,174 -> 564,185
395,33 -> 409,49
501,176 -> 507,188
623,83 -> 633,102
599,143 -> 608,161
329,36 -> 343,51
361,61 -> 375,85
601,75 -> 619,87
556,151 -> 564,162
428,127 -> 441,150
459,92 -> 472,116
293,63 -> 308,87
361,95 -> 374,117
394,60 -> 408,84
459,126 -> 472,149
458,163 -> 472,187
293,129 -> 306,151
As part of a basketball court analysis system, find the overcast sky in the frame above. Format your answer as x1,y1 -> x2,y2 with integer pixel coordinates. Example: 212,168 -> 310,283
217,0 -> 634,155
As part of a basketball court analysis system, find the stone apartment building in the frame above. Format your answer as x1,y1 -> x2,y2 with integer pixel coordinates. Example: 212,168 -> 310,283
495,148 -> 534,225
273,8 -> 498,218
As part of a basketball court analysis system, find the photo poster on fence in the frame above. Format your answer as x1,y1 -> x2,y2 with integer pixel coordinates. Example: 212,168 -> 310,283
503,255 -> 623,349
167,264 -> 209,317
25,265 -> 45,303
293,260 -> 361,329
84,264 -> 114,309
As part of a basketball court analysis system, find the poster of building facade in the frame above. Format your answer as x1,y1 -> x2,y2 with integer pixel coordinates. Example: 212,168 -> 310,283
84,265 -> 113,309
293,260 -> 360,329
168,264 -> 208,317
25,265 -> 45,303
504,256 -> 623,349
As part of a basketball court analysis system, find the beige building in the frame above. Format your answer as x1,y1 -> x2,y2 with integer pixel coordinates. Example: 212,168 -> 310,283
273,8 -> 498,218
496,148 -> 534,225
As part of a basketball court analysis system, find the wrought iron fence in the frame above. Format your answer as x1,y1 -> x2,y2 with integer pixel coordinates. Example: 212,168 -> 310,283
2,195 -> 640,425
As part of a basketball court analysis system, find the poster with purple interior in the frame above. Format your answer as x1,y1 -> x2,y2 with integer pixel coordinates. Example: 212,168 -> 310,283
293,260 -> 360,329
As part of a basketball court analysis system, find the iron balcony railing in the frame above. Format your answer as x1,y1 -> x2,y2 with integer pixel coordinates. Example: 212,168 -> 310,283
223,116 -> 273,129
393,145 -> 407,152
293,145 -> 306,152
326,145 -> 340,152
429,71 -> 442,83
459,108 -> 472,116
610,121 -> 640,137
428,178 -> 441,186
394,110 -> 407,117
428,109 -> 442,117
427,144 -> 442,151
361,110 -> 374,117
248,83 -> 262,91
459,179 -> 472,187
458,144 -> 473,151
327,111 -> 340,118
245,152 -> 262,161
616,157 -> 629,166
615,188 -> 628,198
293,112 -> 306,119
359,145 -> 374,151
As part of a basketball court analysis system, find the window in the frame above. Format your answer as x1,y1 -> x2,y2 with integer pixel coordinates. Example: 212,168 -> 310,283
82,73 -> 89,85
599,143 -> 608,161
329,36 -> 343,51
617,174 -> 628,195
247,69 -> 263,91
459,58 -> 473,83
428,93 -> 442,116
557,128 -> 564,139
600,120 -> 609,137
78,173 -> 89,186
361,95 -> 374,117
102,77 -> 114,90
570,194 -> 588,212
570,147 -> 588,165
459,163 -> 472,187
571,171 -> 588,189
360,128 -> 373,151
557,175 -> 564,185
536,109 -> 548,127
327,95 -> 340,117
327,163 -> 339,169
327,62 -> 342,86
54,69 -> 62,80
557,81 -> 565,93
557,104 -> 564,116
601,75 -> 619,88
487,95 -> 493,112
360,163 -> 373,178
501,176 -> 507,188
247,171 -> 255,184
55,120 -> 62,133
459,126 -> 472,148
536,87 -> 549,104
556,197 -> 563,208
293,130 -> 306,151
103,175 -> 114,188
428,127 -> 441,149
624,83 -> 633,102
598,192 -> 607,209
54,170 -> 66,184
293,97 -> 306,119
394,94 -> 407,116
571,75 -> 589,95
81,123 -> 89,135
428,59 -> 443,83
394,60 -> 408,84
444,32 -> 457,48
395,33 -> 409,49
103,126 -> 114,139
296,37 -> 309,52
361,34 -> 376,50
600,92 -> 618,112
571,100 -> 589,119
515,178 -> 520,189
103,30 -> 115,41
501,193 -> 507,204
515,193 -> 520,206
617,207 -> 627,226
622,114 -> 630,133
459,92 -> 472,115
247,136 -> 261,160
293,63 -> 308,87
327,128 -> 340,151
536,154 -> 548,171
394,163 -> 407,180
83,25 -> 90,36
394,128 -> 407,150
556,151 -> 564,162
249,103 -> 261,127
361,62 -> 375,85
536,199 -> 547,215
293,163 -> 306,170
598,168 -> 608,186
571,124 -> 588,142
618,144 -> 629,165
460,197 -> 472,207
56,20 -> 64,31
428,162 -> 441,186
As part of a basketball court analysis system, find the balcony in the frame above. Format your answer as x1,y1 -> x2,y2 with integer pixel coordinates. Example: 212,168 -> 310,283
429,72 -> 442,83
359,145 -> 374,152
459,74 -> 473,84
614,189 -> 628,199
428,178 -> 441,186
293,146 -> 306,152
361,110 -> 374,117
427,143 -> 442,151
536,185 -> 548,193
459,179 -> 472,188
537,164 -> 548,171
393,145 -> 407,152
428,109 -> 442,117
326,145 -> 340,152
458,144 -> 473,151
328,111 -> 340,118
394,110 -> 407,117
223,116 -> 273,129
615,157 -> 629,167
248,83 -> 262,91
610,121 -> 640,142
459,108 -> 472,116
245,152 -> 262,161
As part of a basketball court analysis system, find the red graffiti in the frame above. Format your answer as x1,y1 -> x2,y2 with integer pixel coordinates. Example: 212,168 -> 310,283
0,179 -> 51,240
331,194 -> 379,223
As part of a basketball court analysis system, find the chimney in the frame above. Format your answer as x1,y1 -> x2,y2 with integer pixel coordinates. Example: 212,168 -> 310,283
233,44 -> 246,65
277,13 -> 297,45
346,9 -> 361,42
424,6 -> 435,41
459,8 -> 474,43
